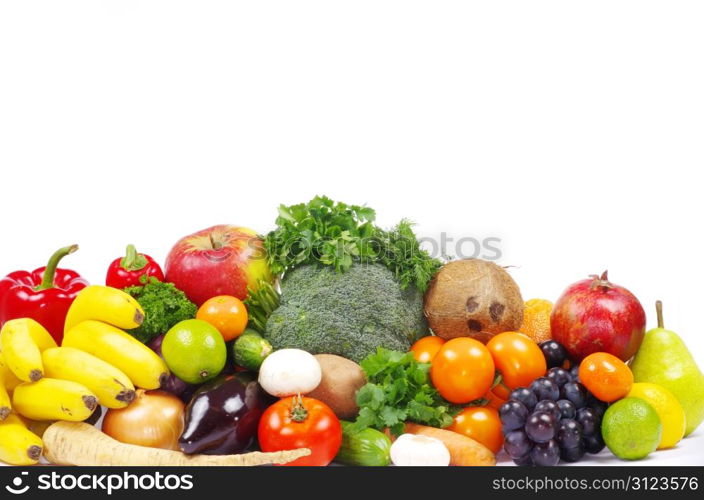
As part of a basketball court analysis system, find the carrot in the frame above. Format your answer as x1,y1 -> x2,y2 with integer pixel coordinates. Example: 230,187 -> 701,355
404,423 -> 496,466
43,421 -> 310,466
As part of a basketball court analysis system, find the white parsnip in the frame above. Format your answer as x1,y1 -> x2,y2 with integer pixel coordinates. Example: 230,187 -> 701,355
43,421 -> 310,466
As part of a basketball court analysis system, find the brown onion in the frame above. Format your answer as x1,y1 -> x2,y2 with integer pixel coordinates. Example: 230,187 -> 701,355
102,389 -> 184,450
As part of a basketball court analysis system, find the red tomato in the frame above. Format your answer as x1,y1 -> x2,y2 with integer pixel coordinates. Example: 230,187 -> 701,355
487,332 -> 546,390
579,352 -> 633,402
431,338 -> 495,404
258,396 -> 342,466
410,336 -> 446,363
449,406 -> 504,453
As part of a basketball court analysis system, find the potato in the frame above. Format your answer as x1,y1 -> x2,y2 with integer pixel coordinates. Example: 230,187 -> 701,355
307,354 -> 366,420
424,259 -> 523,343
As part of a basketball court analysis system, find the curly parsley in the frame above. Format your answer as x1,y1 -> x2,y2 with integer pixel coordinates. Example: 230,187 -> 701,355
123,277 -> 197,344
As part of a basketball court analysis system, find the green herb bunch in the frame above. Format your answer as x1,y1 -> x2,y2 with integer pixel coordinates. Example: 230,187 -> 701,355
123,276 -> 197,344
351,348 -> 459,436
264,195 -> 442,292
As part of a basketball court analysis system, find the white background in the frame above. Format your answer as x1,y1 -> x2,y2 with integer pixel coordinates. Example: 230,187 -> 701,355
1,1 -> 702,465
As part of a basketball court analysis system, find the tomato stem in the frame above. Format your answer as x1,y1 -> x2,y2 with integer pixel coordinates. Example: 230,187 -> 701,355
490,372 -> 503,390
289,394 -> 308,423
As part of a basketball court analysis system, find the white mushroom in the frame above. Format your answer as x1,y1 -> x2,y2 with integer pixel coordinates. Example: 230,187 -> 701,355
390,433 -> 451,466
258,349 -> 322,397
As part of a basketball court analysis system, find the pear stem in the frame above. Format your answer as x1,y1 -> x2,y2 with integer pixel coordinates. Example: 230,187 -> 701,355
656,300 -> 664,328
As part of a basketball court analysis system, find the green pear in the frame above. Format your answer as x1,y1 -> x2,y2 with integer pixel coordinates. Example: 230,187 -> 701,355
630,301 -> 704,436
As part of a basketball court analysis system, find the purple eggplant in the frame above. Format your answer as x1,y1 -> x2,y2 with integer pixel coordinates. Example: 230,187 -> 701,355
148,334 -> 199,402
179,373 -> 273,455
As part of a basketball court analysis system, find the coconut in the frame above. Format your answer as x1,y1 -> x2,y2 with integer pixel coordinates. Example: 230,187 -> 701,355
423,259 -> 524,343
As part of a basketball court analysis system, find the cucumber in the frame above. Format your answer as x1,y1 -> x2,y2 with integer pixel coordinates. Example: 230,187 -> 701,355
233,331 -> 273,371
336,422 -> 392,466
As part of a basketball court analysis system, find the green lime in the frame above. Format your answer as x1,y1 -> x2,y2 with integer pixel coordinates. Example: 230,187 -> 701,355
162,319 -> 227,384
601,397 -> 663,460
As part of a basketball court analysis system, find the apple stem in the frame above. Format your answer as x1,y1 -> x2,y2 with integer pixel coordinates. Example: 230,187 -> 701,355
209,233 -> 222,250
656,300 -> 664,328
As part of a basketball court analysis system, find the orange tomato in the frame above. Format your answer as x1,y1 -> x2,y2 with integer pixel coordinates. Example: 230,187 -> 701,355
196,295 -> 248,342
431,338 -> 495,404
449,406 -> 504,453
410,336 -> 446,363
484,388 -> 508,410
487,332 -> 546,390
579,352 -> 633,402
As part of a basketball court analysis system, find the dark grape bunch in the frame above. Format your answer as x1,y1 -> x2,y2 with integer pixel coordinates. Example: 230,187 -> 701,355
500,340 -> 609,466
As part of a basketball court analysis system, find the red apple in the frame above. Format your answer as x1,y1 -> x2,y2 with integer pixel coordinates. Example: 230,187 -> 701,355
165,225 -> 272,306
550,271 -> 645,362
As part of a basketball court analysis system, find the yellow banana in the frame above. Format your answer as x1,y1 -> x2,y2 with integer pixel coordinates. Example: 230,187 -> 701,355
0,377 -> 10,421
0,352 -> 17,420
63,320 -> 169,390
0,318 -> 57,382
64,285 -> 145,333
42,346 -> 136,409
0,352 -> 23,391
13,378 -> 98,422
0,413 -> 43,465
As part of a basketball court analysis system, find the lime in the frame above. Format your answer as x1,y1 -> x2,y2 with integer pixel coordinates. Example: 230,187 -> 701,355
627,383 -> 686,449
162,319 -> 227,384
601,397 -> 662,460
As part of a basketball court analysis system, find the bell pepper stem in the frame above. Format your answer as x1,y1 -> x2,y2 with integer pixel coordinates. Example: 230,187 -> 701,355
37,245 -> 79,290
120,244 -> 149,271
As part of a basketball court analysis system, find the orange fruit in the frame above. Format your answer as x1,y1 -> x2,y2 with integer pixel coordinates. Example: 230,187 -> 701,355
196,295 -> 248,342
519,298 -> 553,343
449,406 -> 504,454
410,336 -> 445,363
484,388 -> 508,410
579,352 -> 633,403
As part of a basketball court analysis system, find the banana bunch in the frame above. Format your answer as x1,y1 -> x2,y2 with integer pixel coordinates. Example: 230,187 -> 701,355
0,285 -> 171,465
62,285 -> 169,390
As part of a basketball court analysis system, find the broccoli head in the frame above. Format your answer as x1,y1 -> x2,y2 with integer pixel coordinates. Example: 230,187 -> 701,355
264,263 -> 429,362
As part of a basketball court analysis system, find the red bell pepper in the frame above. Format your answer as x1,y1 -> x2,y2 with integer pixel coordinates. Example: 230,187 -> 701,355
0,245 -> 89,344
105,244 -> 165,289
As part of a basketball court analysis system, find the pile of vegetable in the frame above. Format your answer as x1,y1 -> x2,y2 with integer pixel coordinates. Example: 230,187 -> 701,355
0,195 -> 703,468
250,196 -> 441,362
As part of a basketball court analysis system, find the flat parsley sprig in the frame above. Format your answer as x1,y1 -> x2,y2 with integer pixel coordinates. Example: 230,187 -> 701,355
351,348 -> 459,436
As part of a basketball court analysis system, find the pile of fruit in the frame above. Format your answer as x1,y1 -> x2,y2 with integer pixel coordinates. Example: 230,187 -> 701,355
0,196 -> 702,467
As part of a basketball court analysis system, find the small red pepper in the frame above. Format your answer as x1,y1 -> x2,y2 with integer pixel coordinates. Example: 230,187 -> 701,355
105,244 -> 165,289
0,245 -> 89,344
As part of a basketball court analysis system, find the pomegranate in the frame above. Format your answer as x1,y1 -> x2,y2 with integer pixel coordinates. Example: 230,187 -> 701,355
550,271 -> 646,362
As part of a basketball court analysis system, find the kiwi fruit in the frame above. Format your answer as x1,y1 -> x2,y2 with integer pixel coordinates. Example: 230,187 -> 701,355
423,259 -> 523,343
